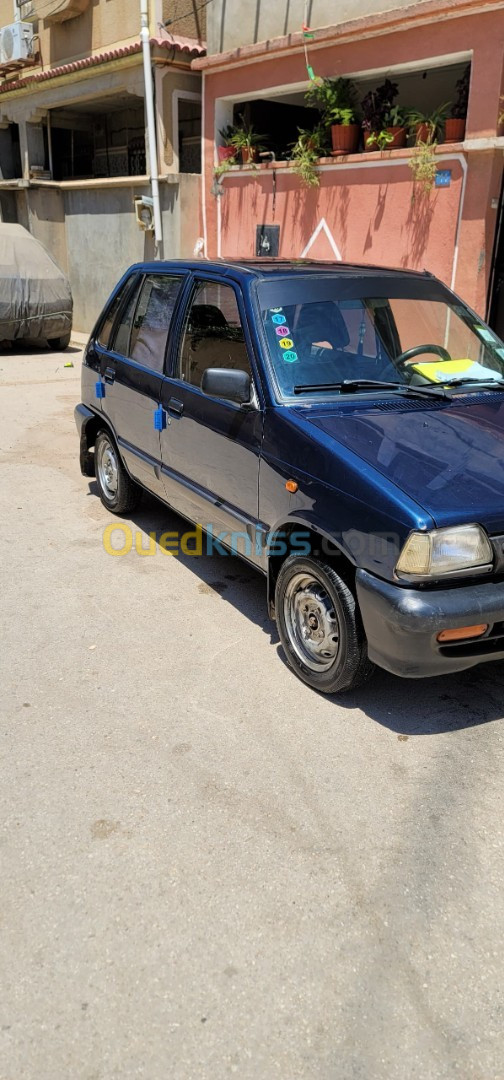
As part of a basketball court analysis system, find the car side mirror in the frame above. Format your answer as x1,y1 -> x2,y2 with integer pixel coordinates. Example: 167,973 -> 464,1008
201,367 -> 252,405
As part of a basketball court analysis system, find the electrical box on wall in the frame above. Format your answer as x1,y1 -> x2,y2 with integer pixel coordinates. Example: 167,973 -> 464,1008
256,225 -> 280,257
134,195 -> 154,232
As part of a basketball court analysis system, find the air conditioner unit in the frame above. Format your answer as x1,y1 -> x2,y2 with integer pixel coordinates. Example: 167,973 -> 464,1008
0,22 -> 34,64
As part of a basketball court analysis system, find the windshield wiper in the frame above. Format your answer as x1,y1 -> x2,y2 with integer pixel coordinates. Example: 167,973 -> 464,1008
293,379 -> 450,399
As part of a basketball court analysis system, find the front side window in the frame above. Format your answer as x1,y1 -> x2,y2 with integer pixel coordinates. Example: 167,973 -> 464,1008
177,281 -> 252,389
257,278 -> 504,399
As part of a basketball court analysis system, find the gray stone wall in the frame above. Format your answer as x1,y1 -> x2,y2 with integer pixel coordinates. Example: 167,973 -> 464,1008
207,0 -> 431,53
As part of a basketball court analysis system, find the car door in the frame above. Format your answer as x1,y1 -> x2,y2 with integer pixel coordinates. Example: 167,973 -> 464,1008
98,270 -> 186,499
159,276 -> 265,567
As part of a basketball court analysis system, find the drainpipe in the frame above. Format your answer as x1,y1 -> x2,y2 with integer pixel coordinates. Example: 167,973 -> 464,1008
140,0 -> 163,251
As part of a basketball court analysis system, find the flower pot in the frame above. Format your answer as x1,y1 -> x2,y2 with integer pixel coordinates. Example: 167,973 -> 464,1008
217,145 -> 235,163
330,124 -> 360,155
241,147 -> 257,164
415,123 -> 434,145
445,118 -> 466,142
386,126 -> 406,149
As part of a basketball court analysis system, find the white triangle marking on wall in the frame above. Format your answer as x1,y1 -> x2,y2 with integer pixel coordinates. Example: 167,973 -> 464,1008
301,217 -> 342,260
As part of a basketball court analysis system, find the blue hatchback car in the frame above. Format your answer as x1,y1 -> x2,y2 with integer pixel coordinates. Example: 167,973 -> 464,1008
76,259 -> 504,693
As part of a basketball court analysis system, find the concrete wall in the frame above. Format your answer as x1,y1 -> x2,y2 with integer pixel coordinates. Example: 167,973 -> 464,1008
0,0 -> 143,64
20,174 -> 200,332
161,0 -> 206,41
207,0 -> 433,53
159,68 -> 201,170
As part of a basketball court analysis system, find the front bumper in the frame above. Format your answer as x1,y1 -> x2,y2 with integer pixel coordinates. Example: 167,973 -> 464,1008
356,568 -> 504,678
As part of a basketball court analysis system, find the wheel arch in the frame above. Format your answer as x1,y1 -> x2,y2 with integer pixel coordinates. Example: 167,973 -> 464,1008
266,518 -> 357,619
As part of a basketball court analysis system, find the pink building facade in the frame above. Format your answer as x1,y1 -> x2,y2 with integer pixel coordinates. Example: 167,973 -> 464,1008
195,0 -> 504,324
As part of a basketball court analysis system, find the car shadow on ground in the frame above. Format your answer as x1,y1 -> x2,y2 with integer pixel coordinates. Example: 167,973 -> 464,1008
0,341 -> 81,354
93,485 -> 504,737
91,484 -> 277,639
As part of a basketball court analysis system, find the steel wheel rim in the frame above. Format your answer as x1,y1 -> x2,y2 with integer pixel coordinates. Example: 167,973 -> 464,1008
283,572 -> 341,672
97,438 -> 118,499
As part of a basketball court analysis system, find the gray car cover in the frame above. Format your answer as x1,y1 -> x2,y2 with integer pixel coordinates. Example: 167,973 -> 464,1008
0,223 -> 72,341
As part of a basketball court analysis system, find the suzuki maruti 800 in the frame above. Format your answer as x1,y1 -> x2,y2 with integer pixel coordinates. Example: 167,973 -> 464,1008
75,260 -> 504,693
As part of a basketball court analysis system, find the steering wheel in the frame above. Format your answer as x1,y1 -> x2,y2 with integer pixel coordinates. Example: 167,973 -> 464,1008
395,344 -> 451,369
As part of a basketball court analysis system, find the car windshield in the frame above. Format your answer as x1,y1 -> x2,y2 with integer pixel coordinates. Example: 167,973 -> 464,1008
257,275 -> 504,400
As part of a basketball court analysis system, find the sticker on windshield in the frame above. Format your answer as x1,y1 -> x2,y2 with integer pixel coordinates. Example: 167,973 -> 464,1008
278,338 -> 294,350
283,351 -> 298,363
272,314 -> 286,325
275,325 -> 290,336
270,307 -> 283,314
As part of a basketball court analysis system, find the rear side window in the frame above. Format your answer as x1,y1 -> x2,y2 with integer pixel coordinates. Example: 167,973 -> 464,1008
128,275 -> 183,373
113,277 -> 143,357
96,278 -> 135,348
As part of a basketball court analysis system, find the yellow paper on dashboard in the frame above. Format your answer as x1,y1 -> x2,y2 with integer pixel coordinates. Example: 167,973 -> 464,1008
411,358 -> 490,384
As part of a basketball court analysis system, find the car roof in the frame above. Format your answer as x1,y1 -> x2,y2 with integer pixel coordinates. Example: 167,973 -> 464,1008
128,257 -> 433,282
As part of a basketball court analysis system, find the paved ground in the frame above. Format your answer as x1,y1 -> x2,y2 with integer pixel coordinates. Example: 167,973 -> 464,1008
1,344 -> 503,1080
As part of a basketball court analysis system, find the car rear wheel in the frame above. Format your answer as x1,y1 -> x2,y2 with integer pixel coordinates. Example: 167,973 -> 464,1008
95,429 -> 141,514
276,555 -> 374,694
48,334 -> 71,351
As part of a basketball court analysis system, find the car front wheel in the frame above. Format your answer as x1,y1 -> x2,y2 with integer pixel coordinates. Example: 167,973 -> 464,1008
94,429 -> 141,514
275,555 -> 374,694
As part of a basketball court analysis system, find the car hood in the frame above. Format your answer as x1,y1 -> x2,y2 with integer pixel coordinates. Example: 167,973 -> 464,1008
297,392 -> 504,532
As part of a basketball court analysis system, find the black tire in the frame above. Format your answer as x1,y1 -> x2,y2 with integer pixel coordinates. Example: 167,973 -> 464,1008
94,429 -> 142,514
48,334 -> 71,351
275,555 -> 374,694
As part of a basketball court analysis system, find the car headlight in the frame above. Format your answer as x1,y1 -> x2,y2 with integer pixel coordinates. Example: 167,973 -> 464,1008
396,524 -> 493,580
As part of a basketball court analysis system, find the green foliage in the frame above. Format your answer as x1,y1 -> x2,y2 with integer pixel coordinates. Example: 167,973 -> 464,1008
406,102 -> 451,143
366,129 -> 395,151
290,127 -> 326,188
229,116 -> 265,155
305,77 -> 358,127
218,124 -> 238,145
408,140 -> 438,194
384,104 -> 407,128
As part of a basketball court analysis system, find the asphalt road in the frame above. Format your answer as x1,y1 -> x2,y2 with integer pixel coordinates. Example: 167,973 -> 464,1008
1,344 -> 503,1080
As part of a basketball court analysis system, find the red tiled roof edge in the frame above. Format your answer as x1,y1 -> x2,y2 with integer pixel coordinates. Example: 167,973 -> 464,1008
0,34 -> 206,95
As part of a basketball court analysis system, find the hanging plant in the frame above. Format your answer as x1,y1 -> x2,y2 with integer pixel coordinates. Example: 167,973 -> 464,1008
290,125 -> 327,187
408,139 -> 438,195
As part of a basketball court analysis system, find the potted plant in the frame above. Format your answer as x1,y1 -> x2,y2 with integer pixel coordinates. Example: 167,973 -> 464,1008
361,80 -> 406,150
290,126 -> 327,188
445,65 -> 470,142
217,124 -> 238,164
406,102 -> 451,145
229,116 -> 265,165
306,77 -> 360,155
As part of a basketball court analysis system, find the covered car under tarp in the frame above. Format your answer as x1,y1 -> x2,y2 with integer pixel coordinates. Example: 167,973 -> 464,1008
0,224 -> 72,344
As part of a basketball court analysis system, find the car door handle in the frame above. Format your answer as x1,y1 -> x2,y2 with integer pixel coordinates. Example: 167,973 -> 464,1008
104,366 -> 116,384
168,398 -> 184,417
